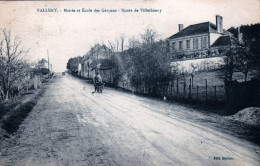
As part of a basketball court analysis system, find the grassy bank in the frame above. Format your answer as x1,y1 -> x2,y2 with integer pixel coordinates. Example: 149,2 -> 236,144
0,82 -> 47,140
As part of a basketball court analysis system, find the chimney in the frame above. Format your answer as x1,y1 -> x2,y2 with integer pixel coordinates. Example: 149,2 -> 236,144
216,15 -> 223,33
238,27 -> 243,44
179,24 -> 183,32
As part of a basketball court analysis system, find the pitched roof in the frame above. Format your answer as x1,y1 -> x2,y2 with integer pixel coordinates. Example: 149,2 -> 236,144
168,22 -> 231,39
90,59 -> 113,70
82,44 -> 112,61
211,35 -> 240,47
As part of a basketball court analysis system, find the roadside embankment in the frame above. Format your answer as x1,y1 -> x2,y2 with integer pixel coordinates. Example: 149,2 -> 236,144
0,79 -> 50,142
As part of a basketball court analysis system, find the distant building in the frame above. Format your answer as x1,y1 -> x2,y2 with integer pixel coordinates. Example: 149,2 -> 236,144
80,44 -> 114,83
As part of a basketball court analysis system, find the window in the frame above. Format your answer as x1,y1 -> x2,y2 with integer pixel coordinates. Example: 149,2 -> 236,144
201,37 -> 207,49
204,37 -> 207,48
193,39 -> 196,49
179,41 -> 183,50
201,37 -> 203,49
193,38 -> 198,50
186,40 -> 190,49
172,42 -> 176,51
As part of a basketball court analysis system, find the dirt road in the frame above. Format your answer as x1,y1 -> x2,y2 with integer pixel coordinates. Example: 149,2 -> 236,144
0,75 -> 259,166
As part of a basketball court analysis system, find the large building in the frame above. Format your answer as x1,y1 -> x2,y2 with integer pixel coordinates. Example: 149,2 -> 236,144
167,15 -> 241,73
168,15 -> 240,58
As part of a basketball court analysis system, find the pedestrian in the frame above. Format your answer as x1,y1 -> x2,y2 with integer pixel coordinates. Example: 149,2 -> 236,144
92,72 -> 103,95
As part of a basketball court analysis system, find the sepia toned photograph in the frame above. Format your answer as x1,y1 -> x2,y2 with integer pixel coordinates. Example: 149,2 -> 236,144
0,0 -> 259,165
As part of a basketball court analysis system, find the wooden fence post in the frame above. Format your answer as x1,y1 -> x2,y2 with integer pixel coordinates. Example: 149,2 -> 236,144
196,85 -> 198,100
205,79 -> 208,101
170,82 -> 173,96
164,82 -> 167,96
177,77 -> 179,95
214,86 -> 217,100
184,81 -> 186,97
189,78 -> 191,99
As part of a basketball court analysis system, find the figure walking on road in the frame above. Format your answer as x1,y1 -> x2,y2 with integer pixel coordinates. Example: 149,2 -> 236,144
92,72 -> 103,95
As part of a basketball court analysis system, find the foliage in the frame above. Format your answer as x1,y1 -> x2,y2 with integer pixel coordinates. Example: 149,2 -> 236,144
235,46 -> 255,81
225,79 -> 260,111
227,23 -> 260,78
37,58 -> 48,69
32,58 -> 50,75
222,46 -> 255,82
227,27 -> 238,38
66,56 -> 81,73
223,47 -> 238,81
227,23 -> 260,41
112,40 -> 172,86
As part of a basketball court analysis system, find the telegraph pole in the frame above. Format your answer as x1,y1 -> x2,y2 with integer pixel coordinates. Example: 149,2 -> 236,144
77,56 -> 80,75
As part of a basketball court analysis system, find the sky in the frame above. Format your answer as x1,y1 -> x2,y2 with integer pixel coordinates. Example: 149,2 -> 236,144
0,0 -> 259,72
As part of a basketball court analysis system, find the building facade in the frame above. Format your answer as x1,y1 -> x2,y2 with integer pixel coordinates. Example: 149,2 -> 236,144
168,15 -> 240,58
79,44 -> 114,83
167,15 -> 240,73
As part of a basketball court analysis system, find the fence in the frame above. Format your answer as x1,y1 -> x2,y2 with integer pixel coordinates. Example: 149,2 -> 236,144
117,78 -> 226,103
0,75 -> 48,102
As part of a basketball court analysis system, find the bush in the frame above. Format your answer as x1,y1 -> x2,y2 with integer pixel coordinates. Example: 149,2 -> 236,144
225,78 -> 260,110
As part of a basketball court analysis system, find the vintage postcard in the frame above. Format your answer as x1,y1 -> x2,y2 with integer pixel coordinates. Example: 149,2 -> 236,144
0,0 -> 259,165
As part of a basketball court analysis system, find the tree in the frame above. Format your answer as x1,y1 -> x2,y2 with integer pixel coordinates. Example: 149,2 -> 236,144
250,37 -> 260,78
114,38 -> 120,52
120,34 -> 126,52
37,58 -> 48,69
190,63 -> 198,87
222,45 -> 255,82
223,47 -> 237,81
227,23 -> 260,79
128,36 -> 140,49
66,56 -> 81,74
0,29 -> 29,100
235,46 -> 254,81
125,40 -> 172,86
140,28 -> 159,45
227,27 -> 238,38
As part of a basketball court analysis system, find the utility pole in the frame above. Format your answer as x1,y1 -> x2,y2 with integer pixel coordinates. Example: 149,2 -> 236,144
78,56 -> 80,76
47,49 -> 50,79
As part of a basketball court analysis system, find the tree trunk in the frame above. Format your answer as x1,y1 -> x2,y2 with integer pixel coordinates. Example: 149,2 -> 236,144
229,70 -> 233,81
245,72 -> 248,82
5,90 -> 9,101
191,76 -> 194,87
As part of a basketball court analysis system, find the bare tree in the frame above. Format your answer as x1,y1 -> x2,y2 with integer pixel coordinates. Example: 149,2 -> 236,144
190,63 -> 198,87
108,40 -> 115,53
115,38 -> 120,52
140,28 -> 159,45
0,29 -> 29,100
128,36 -> 140,49
120,34 -> 126,52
